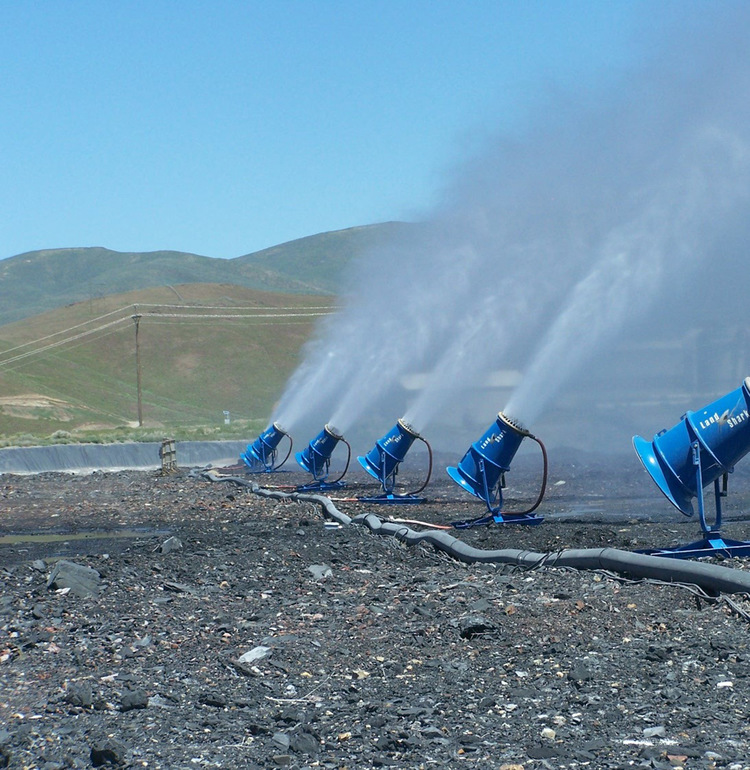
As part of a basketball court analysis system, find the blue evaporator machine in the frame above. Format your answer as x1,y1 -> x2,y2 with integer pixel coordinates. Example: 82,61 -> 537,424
633,376 -> 750,558
295,424 -> 351,491
240,423 -> 292,473
358,419 -> 433,503
447,411 -> 548,527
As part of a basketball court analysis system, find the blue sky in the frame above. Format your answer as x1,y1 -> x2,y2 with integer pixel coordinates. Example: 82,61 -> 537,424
1,0 -> 675,260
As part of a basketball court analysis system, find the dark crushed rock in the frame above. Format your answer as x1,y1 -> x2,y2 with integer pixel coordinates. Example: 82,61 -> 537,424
90,739 -> 126,767
1,455 -> 750,768
119,688 -> 148,712
46,560 -> 101,598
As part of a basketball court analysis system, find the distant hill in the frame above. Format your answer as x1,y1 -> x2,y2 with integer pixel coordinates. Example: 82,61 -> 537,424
234,221 -> 414,294
0,222 -> 414,326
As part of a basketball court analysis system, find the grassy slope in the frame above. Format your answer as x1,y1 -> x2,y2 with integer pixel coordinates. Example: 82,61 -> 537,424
233,221 -> 414,294
0,248 -> 238,326
0,222 -> 417,442
0,222 -> 413,326
0,284 -> 335,442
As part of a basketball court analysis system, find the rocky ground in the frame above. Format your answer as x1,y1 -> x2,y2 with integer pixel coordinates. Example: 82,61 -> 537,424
2,451 -> 750,770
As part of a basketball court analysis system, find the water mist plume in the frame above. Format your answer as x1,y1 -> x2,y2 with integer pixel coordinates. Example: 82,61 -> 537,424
274,6 -> 750,451
505,124 -> 750,426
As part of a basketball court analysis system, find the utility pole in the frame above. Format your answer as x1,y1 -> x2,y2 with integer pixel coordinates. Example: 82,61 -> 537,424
132,306 -> 143,427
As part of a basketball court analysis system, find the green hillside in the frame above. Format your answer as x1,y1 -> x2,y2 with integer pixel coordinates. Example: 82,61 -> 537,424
234,221 -> 415,294
0,248 -> 231,326
0,284 -> 335,443
0,222 -> 413,326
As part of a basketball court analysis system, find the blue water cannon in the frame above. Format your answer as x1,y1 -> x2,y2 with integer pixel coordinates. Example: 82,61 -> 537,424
357,419 -> 433,503
447,411 -> 548,527
240,422 -> 292,473
295,424 -> 351,491
633,377 -> 750,558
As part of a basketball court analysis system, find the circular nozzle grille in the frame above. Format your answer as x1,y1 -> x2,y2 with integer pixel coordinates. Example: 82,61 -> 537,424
498,411 -> 530,436
324,424 -> 343,439
397,418 -> 421,438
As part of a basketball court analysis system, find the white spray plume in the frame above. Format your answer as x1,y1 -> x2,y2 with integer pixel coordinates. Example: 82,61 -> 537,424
273,6 -> 750,452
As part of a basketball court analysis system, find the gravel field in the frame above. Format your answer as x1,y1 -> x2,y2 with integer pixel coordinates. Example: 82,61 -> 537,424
2,452 -> 750,770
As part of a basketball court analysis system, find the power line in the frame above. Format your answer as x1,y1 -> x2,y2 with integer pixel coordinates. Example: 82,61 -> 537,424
140,311 -> 333,320
0,323 -> 132,375
145,319 -> 317,328
137,302 -> 334,312
0,316 -> 132,368
0,305 -> 135,356
0,304 -> 334,369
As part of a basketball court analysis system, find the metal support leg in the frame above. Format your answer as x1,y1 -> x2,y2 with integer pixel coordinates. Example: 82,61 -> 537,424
640,443 -> 750,559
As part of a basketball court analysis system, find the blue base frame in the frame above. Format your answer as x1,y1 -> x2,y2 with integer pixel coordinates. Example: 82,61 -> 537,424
358,493 -> 426,505
452,512 -> 544,529
493,512 -> 544,525
639,536 -> 750,559
638,442 -> 750,559
296,480 -> 347,492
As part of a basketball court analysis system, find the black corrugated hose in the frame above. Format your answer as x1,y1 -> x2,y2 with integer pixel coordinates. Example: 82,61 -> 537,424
201,470 -> 750,597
